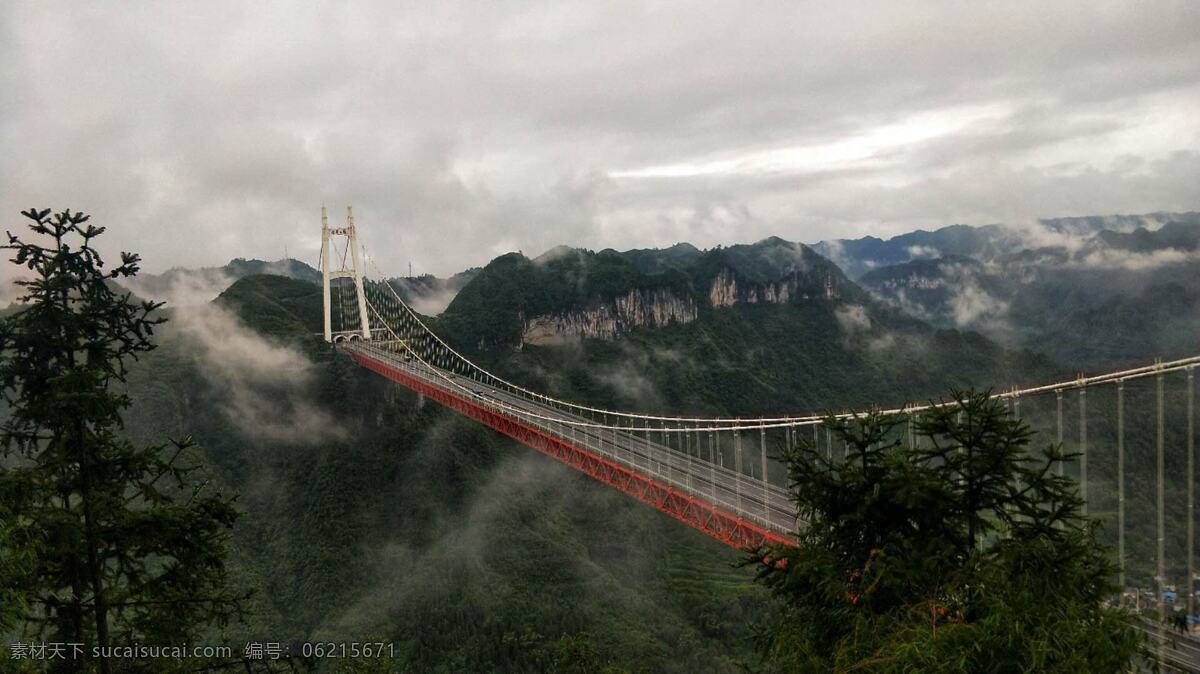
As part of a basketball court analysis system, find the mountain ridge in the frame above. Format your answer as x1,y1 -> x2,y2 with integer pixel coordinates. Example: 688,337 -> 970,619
858,220 -> 1200,368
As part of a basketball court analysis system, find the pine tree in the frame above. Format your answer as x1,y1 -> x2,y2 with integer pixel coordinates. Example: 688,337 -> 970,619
751,390 -> 1140,672
0,505 -> 34,633
0,208 -> 248,672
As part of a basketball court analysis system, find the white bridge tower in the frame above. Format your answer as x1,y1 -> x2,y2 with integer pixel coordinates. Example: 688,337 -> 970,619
321,205 -> 372,342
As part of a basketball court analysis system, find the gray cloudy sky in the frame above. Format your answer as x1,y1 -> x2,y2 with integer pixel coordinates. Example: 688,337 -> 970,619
3,1 -> 1199,277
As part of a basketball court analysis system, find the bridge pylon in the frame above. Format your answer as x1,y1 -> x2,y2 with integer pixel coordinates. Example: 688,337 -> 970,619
320,205 -> 372,342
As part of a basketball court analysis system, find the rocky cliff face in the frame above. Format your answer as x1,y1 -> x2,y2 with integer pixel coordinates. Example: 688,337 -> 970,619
521,266 -> 847,345
874,272 -> 946,291
708,268 -> 840,308
708,269 -> 739,308
522,287 -> 698,345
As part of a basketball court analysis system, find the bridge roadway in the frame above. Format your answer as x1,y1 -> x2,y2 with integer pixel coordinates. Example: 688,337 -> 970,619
1136,618 -> 1200,673
343,340 -> 798,542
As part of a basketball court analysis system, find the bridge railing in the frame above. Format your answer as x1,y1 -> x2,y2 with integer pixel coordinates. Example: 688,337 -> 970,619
345,340 -> 798,535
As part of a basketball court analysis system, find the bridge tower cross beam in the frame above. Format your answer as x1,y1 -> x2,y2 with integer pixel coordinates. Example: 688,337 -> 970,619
321,205 -> 372,342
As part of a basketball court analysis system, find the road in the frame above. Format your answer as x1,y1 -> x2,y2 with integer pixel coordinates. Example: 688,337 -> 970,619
1136,617 -> 1200,672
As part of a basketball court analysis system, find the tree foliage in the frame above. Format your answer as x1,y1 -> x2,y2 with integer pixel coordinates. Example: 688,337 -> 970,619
0,208 -> 247,672
751,390 -> 1140,672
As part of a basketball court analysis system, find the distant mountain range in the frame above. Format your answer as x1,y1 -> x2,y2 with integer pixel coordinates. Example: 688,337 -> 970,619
810,211 -> 1200,279
118,209 -> 1200,374
127,258 -> 322,304
853,215 -> 1200,369
128,257 -> 479,316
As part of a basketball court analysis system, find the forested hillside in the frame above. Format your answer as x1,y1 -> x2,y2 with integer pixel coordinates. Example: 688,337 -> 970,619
86,216 -> 1196,668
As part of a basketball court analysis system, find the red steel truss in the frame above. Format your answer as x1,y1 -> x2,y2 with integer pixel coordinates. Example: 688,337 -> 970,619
350,350 -> 795,551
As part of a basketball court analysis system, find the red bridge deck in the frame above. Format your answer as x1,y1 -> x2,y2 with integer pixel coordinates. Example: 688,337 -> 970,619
350,349 -> 795,551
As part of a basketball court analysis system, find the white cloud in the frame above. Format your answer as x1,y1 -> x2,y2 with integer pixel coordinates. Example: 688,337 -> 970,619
592,345 -> 671,409
122,268 -> 234,307
610,103 -> 1012,179
1073,247 -> 1198,271
168,303 -> 344,444
404,288 -> 461,316
835,304 -> 872,334
947,277 -> 1008,328
0,265 -> 30,307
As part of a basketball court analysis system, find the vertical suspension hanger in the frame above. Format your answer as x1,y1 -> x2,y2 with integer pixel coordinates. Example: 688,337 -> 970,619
1156,362 -> 1166,629
760,420 -> 768,483
760,421 -> 770,524
1187,365 -> 1196,619
1079,380 -> 1087,514
734,423 -> 743,514
1055,389 -> 1064,477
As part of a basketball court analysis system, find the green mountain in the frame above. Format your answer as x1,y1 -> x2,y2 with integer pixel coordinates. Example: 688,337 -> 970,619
1091,219 -> 1200,253
439,236 -> 865,351
133,257 -> 323,298
132,256 -> 479,319
611,242 -> 704,274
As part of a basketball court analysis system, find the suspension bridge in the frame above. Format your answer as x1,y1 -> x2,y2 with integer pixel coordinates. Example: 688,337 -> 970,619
318,207 -> 1200,660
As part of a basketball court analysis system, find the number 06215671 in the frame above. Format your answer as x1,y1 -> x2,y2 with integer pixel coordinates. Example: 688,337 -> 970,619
300,642 -> 395,658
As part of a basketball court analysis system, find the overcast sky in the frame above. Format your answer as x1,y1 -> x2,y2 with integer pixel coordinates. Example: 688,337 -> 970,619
3,2 -> 1199,277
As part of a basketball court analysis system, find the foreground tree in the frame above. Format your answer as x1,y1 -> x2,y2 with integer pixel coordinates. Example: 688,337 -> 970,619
0,502 -> 35,634
751,390 -> 1139,672
0,209 -> 247,672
